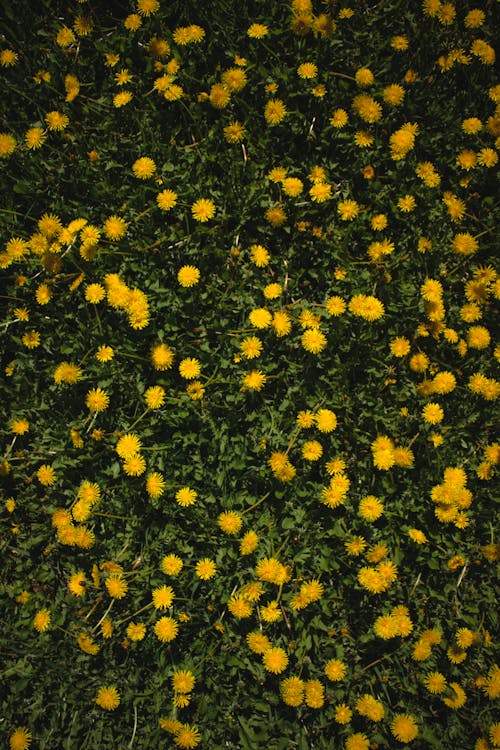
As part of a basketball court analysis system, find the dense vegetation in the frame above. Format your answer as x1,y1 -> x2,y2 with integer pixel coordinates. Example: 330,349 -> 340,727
1,1 -> 499,748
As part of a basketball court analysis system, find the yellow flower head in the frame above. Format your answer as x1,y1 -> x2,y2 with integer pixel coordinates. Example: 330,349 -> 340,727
96,686 -> 120,710
9,728 -> 32,750
132,157 -> 156,179
191,198 -> 216,222
262,647 -> 289,674
175,486 -> 197,507
264,99 -> 287,126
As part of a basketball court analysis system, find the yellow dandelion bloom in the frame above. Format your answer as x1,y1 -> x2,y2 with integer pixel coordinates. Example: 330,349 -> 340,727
45,111 -> 69,131
0,133 -> 16,158
191,198 -> 215,222
25,127 -> 46,150
248,23 -> 268,38
264,99 -> 287,126
103,215 -> 127,241
105,575 -> 128,599
132,156 -> 156,179
195,558 -> 217,580
157,189 -> 178,211
144,385 -> 165,409
217,511 -> 243,535
175,487 -> 197,507
161,554 -> 183,575
9,728 -> 32,750
33,609 -> 51,632
263,647 -> 289,674
174,724 -> 201,748
96,686 -> 120,710
152,585 -> 175,610
179,358 -> 201,379
37,464 -> 56,486
0,49 -> 18,67
391,714 -> 419,743
85,387 -> 109,413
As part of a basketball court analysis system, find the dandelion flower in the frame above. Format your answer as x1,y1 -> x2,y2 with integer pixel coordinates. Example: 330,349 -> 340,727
330,108 -> 349,127
390,337 -> 411,356
116,433 -> 141,459
302,328 -> 327,353
334,704 -> 352,724
302,440 -> 323,461
352,94 -> 382,123
240,530 -> 259,555
338,199 -> 359,220
114,91 -> 133,108
157,189 -> 178,211
151,343 -> 174,370
179,358 -> 201,379
105,575 -> 128,599
137,0 -> 160,16
223,121 -> 246,143
25,127 -> 46,150
56,27 -> 75,47
174,724 -> 201,748
172,670 -> 195,694
195,558 -> 216,580
221,68 -> 247,92
33,609 -> 51,632
127,622 -> 146,641
45,111 -> 69,131
263,647 -> 289,674
465,9 -> 485,28
264,99 -> 287,126
298,62 -> 317,79
103,215 -> 127,241
144,385 -> 165,409
422,403 -> 444,424
37,464 -> 55,486
281,676 -> 304,706
408,528 -> 427,544
189,196 -> 216,222
424,672 -> 447,694
0,49 -> 18,67
85,387 -> 109,413
0,133 -> 16,158
9,728 -> 32,750
359,495 -> 384,521
391,714 -> 419,742
175,487 -> 197,507
132,156 -> 156,179
161,554 -> 183,575
315,409 -> 337,432
96,686 -> 120,710
209,83 -> 230,109
250,244 -> 270,266
309,182 -> 332,202
217,511 -> 243,535
249,308 -> 272,328
325,659 -> 347,681
152,585 -> 175,610
345,732 -> 370,750
154,616 -> 179,642
240,336 -> 262,359
248,23 -> 268,38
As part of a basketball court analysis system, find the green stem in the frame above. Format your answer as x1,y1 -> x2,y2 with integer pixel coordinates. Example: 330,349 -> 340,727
242,491 -> 271,516
115,602 -> 153,626
128,409 -> 150,431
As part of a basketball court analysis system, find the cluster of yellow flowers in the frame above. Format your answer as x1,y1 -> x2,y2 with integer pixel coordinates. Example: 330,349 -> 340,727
1,0 -> 499,748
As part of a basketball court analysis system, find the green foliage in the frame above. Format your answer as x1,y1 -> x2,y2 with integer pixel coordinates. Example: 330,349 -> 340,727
1,0 -> 499,748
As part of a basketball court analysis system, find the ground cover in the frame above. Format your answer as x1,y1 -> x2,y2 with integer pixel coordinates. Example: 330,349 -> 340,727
1,1 -> 499,748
